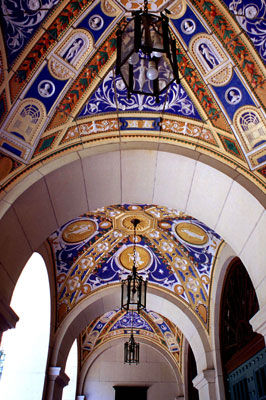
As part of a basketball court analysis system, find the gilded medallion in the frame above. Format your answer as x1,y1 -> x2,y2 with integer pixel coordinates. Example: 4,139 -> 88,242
175,222 -> 208,245
62,219 -> 96,243
119,245 -> 151,271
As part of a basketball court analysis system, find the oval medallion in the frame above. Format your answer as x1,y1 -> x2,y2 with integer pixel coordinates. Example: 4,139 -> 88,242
175,222 -> 208,245
62,219 -> 96,243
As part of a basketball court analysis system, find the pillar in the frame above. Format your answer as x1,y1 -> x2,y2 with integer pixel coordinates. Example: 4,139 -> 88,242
46,367 -> 69,400
193,369 -> 216,400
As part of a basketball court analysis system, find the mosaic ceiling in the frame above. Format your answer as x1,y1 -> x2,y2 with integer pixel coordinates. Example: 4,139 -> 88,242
0,0 -> 265,191
48,204 -> 224,330
80,309 -> 183,370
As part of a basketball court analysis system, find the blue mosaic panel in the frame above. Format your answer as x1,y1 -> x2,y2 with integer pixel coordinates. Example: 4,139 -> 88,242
222,0 -> 266,62
213,71 -> 256,121
25,65 -> 69,113
0,0 -> 59,66
171,5 -> 207,48
77,2 -> 115,44
119,117 -> 161,131
110,312 -> 153,332
78,70 -> 201,120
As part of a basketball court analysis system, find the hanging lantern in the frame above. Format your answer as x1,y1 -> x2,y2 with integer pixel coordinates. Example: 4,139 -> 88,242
124,332 -> 140,364
121,218 -> 147,313
116,0 -> 180,102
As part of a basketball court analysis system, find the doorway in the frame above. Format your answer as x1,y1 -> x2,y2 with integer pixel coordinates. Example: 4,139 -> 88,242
113,386 -> 148,400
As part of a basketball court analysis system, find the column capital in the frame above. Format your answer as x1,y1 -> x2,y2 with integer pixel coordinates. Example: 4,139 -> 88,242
47,366 -> 69,388
250,305 -> 266,343
193,369 -> 215,390
0,298 -> 19,333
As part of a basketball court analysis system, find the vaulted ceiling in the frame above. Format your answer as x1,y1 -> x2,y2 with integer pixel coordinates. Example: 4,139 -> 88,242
0,1 -> 265,390
0,0 -> 265,194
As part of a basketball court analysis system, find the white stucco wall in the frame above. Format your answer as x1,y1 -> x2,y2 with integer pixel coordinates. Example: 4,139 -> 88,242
83,342 -> 179,400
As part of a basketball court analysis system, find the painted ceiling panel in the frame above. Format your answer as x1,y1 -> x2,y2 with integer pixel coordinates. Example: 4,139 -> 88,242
0,0 -> 60,66
0,0 -> 265,193
48,204 -> 223,330
221,0 -> 266,62
80,308 -> 183,369
78,69 -> 202,119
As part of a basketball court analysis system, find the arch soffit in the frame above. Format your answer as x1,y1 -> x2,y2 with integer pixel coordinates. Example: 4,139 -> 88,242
0,148 -> 264,306
1,143 -> 265,211
51,285 -> 212,372
78,336 -> 184,394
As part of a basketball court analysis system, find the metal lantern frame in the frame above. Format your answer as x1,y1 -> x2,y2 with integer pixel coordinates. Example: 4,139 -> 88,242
121,218 -> 147,313
116,0 -> 180,102
124,331 -> 140,364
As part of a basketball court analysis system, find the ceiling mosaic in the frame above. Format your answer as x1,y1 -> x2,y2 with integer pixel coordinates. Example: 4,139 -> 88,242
0,0 -> 265,192
80,309 -> 183,370
48,204 -> 224,330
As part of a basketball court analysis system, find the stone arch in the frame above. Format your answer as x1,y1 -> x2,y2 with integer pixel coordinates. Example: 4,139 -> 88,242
0,148 -> 264,334
51,285 -> 212,374
77,336 -> 184,395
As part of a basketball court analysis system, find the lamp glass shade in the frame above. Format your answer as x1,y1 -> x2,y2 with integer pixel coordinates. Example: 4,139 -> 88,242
121,274 -> 147,312
116,11 -> 179,99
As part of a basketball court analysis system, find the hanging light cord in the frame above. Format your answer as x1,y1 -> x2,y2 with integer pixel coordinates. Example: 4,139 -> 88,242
130,309 -> 134,337
132,218 -> 140,279
144,0 -> 148,13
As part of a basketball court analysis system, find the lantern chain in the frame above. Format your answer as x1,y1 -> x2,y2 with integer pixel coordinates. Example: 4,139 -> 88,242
143,0 -> 148,13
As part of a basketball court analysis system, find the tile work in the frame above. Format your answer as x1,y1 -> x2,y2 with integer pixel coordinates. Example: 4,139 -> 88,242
48,204 -> 223,329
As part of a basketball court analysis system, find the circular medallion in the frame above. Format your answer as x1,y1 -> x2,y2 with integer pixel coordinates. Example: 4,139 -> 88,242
119,245 -> 151,271
121,215 -> 150,233
225,87 -> 242,105
244,4 -> 258,19
62,219 -> 96,243
88,15 -> 104,31
181,19 -> 196,35
174,284 -> 184,295
175,222 -> 208,245
38,80 -> 55,98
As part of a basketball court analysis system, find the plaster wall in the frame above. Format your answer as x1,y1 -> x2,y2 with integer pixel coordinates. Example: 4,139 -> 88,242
83,343 -> 179,400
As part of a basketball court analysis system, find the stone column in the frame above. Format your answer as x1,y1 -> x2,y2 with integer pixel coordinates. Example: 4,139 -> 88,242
250,305 -> 266,344
193,369 -> 216,400
0,298 -> 19,339
46,367 -> 69,400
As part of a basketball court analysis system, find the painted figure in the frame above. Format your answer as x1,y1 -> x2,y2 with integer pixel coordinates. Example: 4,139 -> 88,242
199,43 -> 219,69
63,38 -> 84,63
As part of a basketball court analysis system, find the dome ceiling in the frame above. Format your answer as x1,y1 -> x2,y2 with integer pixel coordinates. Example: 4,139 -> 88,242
48,204 -> 223,329
0,0 -> 265,192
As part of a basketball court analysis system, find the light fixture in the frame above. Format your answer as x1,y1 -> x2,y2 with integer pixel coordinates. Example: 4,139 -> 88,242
116,0 -> 180,102
121,218 -> 147,312
124,311 -> 140,364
